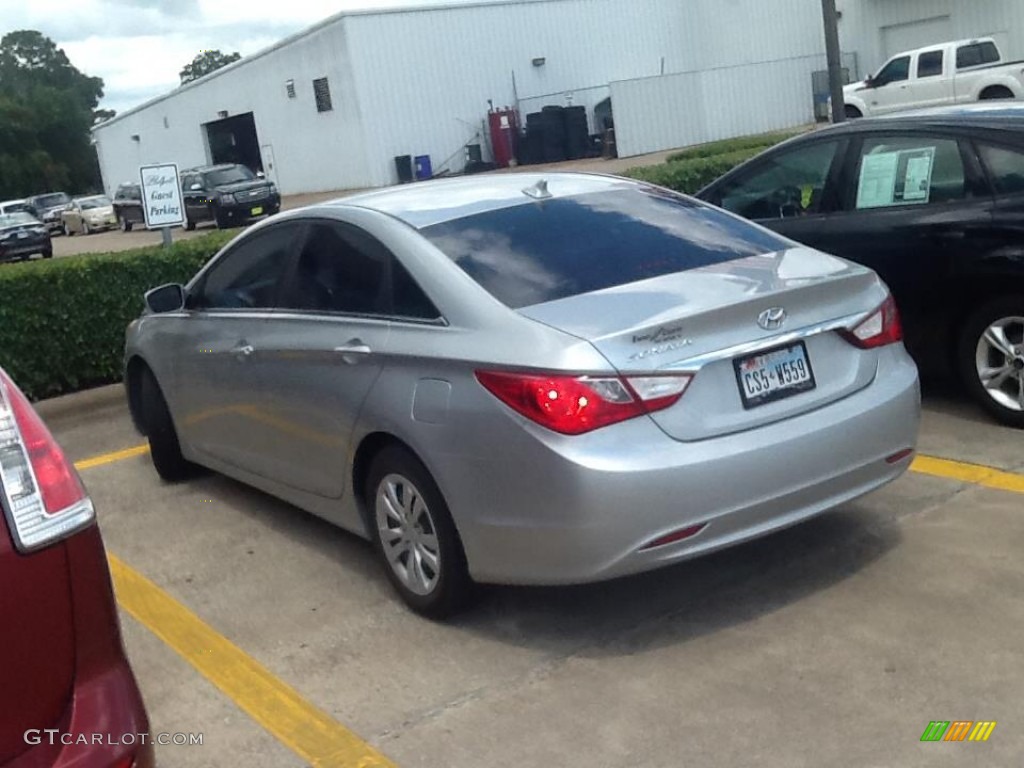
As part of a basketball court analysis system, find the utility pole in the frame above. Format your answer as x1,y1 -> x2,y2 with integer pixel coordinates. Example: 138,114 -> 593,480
821,0 -> 846,123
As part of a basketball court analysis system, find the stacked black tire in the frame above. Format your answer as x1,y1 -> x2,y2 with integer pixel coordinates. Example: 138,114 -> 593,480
517,105 -> 591,166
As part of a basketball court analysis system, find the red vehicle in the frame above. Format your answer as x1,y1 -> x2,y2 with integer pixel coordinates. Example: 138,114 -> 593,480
0,367 -> 152,768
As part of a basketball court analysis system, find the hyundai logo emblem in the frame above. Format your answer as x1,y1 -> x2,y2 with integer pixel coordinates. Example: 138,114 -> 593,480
757,307 -> 787,331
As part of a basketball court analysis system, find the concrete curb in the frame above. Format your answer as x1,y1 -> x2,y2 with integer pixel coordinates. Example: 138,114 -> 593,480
35,383 -> 127,421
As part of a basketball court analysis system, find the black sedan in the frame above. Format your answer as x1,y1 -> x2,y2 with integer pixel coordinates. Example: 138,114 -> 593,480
698,103 -> 1024,428
0,212 -> 52,263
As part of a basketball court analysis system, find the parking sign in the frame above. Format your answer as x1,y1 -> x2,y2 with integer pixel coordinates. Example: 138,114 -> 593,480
139,163 -> 184,229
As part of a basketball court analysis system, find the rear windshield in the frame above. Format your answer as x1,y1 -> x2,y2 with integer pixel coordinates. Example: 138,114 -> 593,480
420,188 -> 788,308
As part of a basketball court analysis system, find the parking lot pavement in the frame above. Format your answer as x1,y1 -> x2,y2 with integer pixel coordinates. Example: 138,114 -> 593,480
37,386 -> 1024,767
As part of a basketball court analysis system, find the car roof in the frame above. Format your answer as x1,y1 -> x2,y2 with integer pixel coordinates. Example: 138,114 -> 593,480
182,164 -> 241,174
326,172 -> 640,228
73,194 -> 109,201
895,37 -> 994,57
0,199 -> 28,206
814,102 -> 1024,137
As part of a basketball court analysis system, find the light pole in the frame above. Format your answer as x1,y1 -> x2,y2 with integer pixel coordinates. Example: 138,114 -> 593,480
822,0 -> 846,123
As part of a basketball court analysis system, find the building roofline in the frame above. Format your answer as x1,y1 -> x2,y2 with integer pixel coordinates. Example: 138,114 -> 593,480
92,0 -> 558,132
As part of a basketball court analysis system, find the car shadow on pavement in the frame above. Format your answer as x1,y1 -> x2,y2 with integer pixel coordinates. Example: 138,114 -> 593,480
202,466 -> 899,655
452,505 -> 900,657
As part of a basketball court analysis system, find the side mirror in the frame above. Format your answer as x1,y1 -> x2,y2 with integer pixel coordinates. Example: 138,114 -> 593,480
189,183 -> 203,191
145,283 -> 186,314
256,171 -> 266,179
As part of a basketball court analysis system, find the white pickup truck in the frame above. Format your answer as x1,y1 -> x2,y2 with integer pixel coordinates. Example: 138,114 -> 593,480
842,38 -> 1024,118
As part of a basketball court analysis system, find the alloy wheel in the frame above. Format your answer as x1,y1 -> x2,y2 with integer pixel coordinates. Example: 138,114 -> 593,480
375,473 -> 441,596
975,315 -> 1024,413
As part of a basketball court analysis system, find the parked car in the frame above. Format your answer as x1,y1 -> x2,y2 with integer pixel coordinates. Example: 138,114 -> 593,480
697,103 -> 1024,427
0,199 -> 32,215
180,164 -> 280,230
842,38 -> 1024,119
61,195 -> 116,235
25,192 -> 71,234
125,173 -> 920,617
0,366 -> 153,767
0,211 -> 52,262
113,182 -> 146,232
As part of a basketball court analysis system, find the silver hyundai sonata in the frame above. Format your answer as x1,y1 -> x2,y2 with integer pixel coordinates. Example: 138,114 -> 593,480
125,172 -> 920,616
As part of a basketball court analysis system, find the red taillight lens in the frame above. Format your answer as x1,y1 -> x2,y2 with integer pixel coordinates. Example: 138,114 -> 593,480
841,295 -> 903,349
0,368 -> 93,552
476,370 -> 691,435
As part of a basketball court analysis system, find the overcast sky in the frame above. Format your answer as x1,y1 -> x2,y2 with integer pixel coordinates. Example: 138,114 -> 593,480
2,0 -> 502,114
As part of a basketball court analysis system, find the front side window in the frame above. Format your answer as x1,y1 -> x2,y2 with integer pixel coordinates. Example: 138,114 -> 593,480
852,136 -> 966,210
716,141 -> 841,220
421,187 -> 788,309
875,56 -> 911,86
917,50 -> 944,78
195,224 -> 300,310
978,142 -> 1024,195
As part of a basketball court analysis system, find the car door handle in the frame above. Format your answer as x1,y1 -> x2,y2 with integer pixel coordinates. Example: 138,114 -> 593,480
231,343 -> 255,358
334,340 -> 372,364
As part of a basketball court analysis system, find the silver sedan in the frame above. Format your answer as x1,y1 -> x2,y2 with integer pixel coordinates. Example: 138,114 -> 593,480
125,173 -> 921,617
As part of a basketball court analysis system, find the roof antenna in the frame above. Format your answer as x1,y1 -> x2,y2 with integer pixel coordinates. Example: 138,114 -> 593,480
522,179 -> 552,200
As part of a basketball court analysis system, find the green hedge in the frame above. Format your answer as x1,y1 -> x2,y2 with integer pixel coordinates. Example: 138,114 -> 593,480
664,131 -> 800,164
0,231 -> 235,401
623,147 -> 766,195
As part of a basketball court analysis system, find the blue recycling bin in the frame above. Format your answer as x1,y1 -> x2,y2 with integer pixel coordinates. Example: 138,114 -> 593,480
414,155 -> 432,181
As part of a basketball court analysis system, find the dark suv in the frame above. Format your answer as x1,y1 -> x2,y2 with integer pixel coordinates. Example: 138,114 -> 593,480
112,182 -> 145,232
25,192 -> 71,234
180,164 -> 280,230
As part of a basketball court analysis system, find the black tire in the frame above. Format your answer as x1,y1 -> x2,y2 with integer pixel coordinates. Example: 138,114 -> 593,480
120,215 -> 132,232
183,209 -> 195,231
139,368 -> 197,481
213,207 -> 230,229
957,295 -> 1024,429
844,104 -> 862,120
980,86 -> 1015,101
42,248 -> 52,259
366,445 -> 474,618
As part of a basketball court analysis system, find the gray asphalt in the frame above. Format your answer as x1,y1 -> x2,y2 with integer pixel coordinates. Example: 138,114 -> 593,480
38,382 -> 1024,768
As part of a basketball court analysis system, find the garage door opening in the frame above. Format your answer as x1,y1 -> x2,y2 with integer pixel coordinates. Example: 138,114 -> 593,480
204,112 -> 263,174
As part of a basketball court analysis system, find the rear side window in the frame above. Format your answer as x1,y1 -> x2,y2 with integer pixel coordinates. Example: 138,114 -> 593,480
978,143 -> 1024,194
917,50 -> 943,78
957,42 -> 1000,69
852,136 -> 966,209
420,188 -> 788,309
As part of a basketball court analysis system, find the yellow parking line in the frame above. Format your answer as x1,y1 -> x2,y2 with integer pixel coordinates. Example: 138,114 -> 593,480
108,555 -> 396,768
73,444 -> 149,471
910,455 -> 1024,495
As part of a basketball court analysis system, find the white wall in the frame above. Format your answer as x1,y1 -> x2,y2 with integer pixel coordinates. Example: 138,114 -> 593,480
344,0 -> 692,186
93,21 -> 371,196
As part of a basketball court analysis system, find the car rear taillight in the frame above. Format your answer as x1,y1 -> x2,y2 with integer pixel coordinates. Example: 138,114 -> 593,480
476,370 -> 692,435
840,295 -> 903,349
0,369 -> 93,553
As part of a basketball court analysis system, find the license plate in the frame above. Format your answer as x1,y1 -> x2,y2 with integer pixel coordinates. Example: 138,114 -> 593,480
734,342 -> 816,409
251,206 -> 263,216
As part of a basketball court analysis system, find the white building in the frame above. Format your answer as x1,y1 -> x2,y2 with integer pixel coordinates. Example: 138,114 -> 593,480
92,0 -> 1024,196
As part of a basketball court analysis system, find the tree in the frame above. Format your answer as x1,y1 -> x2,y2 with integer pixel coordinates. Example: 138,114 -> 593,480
179,49 -> 241,84
0,30 -> 105,198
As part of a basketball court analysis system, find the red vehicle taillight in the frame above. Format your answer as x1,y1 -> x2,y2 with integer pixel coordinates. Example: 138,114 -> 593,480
840,295 -> 904,349
476,370 -> 692,435
0,369 -> 94,553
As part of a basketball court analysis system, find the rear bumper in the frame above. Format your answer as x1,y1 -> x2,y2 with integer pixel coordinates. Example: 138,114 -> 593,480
10,664 -> 154,768
443,345 -> 920,585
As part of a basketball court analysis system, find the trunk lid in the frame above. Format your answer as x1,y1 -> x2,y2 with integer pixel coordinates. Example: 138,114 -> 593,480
519,248 -> 887,441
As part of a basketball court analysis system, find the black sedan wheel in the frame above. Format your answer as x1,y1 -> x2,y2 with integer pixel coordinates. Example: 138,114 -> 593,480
120,216 -> 133,232
959,296 -> 1024,428
139,368 -> 198,481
